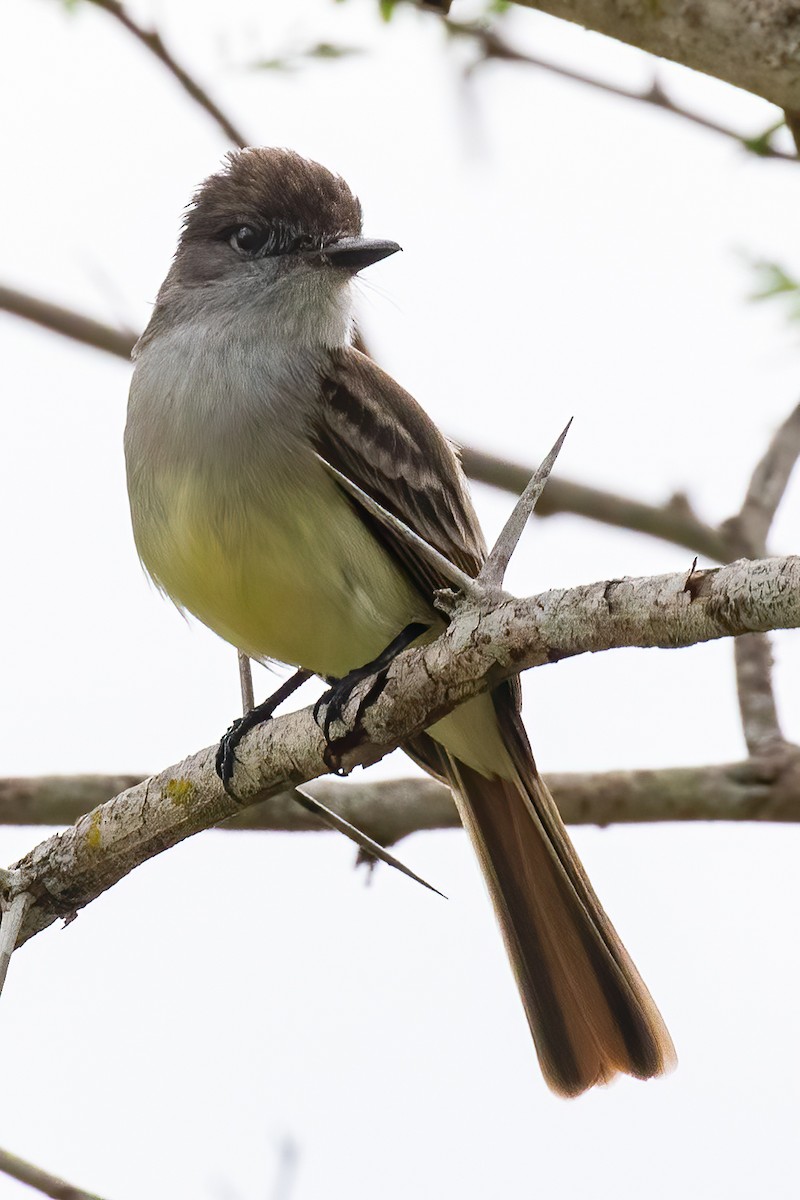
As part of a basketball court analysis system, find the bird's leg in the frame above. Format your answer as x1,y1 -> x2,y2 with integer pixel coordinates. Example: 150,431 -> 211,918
216,667 -> 312,790
314,622 -> 430,747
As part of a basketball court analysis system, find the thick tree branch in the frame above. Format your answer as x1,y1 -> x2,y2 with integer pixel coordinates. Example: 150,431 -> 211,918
513,0 -> 800,114
446,18 -> 797,162
2,555 -> 798,954
83,0 -> 248,148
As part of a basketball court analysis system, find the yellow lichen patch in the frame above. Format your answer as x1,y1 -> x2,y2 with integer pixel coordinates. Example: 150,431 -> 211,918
85,808 -> 103,850
164,777 -> 195,807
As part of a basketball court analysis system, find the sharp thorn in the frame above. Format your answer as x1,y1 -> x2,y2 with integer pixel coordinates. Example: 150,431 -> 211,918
0,891 -> 33,999
315,454 -> 481,601
290,787 -> 447,898
479,417 -> 573,590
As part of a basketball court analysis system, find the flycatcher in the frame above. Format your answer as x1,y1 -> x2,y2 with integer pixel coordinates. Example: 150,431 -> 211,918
125,148 -> 675,1096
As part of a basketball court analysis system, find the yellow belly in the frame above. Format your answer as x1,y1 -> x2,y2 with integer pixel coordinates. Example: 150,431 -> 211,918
135,467 -> 513,779
136,469 -> 426,678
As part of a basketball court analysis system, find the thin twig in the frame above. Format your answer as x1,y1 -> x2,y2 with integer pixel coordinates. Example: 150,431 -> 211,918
0,286 -> 135,359
84,0 -> 248,148
238,651 -> 255,715
445,19 -> 797,163
0,1146 -> 108,1200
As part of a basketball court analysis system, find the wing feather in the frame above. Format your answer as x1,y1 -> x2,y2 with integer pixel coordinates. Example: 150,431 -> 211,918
312,347 -> 486,599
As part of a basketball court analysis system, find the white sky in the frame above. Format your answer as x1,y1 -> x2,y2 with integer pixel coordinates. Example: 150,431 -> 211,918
1,1 -> 800,1197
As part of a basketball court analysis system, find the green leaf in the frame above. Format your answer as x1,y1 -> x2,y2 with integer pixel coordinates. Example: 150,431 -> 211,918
748,259 -> 800,324
305,42 -> 363,59
742,118 -> 785,158
250,42 -> 363,71
379,0 -> 399,21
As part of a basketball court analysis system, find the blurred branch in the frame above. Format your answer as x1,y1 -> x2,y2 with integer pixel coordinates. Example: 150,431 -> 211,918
461,445 -> 732,560
510,0 -> 800,115
5,757 -> 800,837
3,554 -> 799,955
722,402 -> 800,758
727,401 -> 800,556
82,0 -> 248,147
0,288 -> 736,560
446,19 -> 797,161
0,286 -> 135,360
0,1146 -> 108,1200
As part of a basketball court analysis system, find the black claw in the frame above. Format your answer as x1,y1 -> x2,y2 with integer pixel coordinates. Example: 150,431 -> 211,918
215,667 -> 311,797
313,622 -> 429,748
215,718 -> 245,792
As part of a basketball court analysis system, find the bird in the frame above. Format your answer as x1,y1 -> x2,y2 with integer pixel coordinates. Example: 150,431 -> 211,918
125,147 -> 675,1096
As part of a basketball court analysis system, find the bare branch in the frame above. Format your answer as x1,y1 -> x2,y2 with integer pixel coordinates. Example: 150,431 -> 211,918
733,634 -> 787,758
726,402 -> 800,557
0,286 -> 742,563
0,286 -> 135,360
461,445 -> 733,561
510,0 -> 800,115
4,555 -> 799,953
447,18 -> 797,162
725,401 -> 800,757
0,1146 -> 108,1200
6,757 -> 800,843
84,0 -> 248,148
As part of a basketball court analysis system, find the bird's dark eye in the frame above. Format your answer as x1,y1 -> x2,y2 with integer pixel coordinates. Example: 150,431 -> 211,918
229,226 -> 264,255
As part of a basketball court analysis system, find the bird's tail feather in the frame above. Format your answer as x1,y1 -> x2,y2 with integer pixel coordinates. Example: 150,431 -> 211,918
410,699 -> 676,1097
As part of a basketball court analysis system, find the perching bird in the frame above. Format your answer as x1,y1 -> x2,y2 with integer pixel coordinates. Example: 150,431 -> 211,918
125,147 -> 675,1096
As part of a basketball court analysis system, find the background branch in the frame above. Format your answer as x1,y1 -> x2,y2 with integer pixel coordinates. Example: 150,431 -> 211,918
725,401 -> 800,757
0,290 -> 740,562
83,0 -> 248,148
512,0 -> 800,113
0,1145 -> 108,1200
5,757 -> 800,838
0,286 -> 135,360
446,18 -> 796,162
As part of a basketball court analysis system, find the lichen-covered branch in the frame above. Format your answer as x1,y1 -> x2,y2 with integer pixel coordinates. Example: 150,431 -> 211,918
3,554 -> 798,953
5,756 -> 800,842
514,0 -> 800,113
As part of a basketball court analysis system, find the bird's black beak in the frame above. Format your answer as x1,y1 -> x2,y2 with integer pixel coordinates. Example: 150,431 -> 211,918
315,237 -> 401,273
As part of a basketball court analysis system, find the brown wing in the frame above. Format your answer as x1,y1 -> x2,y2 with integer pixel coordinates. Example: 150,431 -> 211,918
312,346 -> 486,601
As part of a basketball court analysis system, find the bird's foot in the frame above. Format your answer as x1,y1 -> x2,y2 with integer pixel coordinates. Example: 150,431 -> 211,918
216,668 -> 311,794
313,622 -> 429,772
